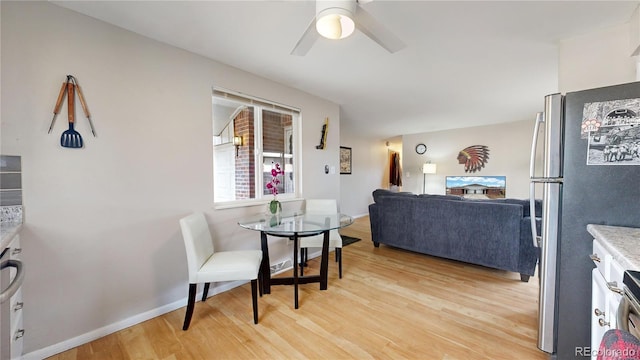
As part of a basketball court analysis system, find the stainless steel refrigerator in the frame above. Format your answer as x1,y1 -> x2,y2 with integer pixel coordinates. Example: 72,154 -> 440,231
530,81 -> 640,359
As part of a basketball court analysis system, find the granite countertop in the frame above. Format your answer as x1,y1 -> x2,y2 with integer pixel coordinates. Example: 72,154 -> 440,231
587,224 -> 640,271
0,205 -> 23,249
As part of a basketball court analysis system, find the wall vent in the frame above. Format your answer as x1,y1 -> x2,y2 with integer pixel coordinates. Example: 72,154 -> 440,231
270,259 -> 292,275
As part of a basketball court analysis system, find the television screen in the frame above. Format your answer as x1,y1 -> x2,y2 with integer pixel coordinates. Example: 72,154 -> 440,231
445,176 -> 506,199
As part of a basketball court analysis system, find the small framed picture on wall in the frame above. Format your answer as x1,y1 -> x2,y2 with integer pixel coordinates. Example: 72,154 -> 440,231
340,146 -> 352,174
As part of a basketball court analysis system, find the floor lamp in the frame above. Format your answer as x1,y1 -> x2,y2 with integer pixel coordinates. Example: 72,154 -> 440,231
422,163 -> 437,194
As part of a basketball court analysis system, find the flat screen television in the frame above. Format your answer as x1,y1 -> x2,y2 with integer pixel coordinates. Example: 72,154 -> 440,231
445,176 -> 506,199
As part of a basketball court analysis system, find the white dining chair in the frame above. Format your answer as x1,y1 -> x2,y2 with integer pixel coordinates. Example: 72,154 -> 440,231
180,212 -> 263,330
299,199 -> 344,278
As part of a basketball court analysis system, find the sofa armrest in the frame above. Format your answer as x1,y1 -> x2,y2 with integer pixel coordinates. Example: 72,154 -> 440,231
501,198 -> 542,218
372,189 -> 416,203
368,203 -> 382,246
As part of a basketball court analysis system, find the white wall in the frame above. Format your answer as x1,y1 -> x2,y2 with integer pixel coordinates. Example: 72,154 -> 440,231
338,120 -> 538,212
338,120 -> 539,212
559,22 -> 636,93
1,1 -> 340,356
337,130 -> 394,218
401,120 -> 536,199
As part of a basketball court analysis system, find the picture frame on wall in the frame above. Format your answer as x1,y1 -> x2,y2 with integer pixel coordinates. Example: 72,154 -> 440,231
340,146 -> 352,174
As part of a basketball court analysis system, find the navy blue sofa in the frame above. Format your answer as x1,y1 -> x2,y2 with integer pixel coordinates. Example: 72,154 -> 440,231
368,189 -> 541,281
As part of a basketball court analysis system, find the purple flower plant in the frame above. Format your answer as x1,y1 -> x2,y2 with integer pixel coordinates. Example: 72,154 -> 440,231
266,162 -> 284,197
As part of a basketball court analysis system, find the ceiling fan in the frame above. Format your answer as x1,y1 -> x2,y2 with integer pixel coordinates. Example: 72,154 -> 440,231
290,0 -> 406,56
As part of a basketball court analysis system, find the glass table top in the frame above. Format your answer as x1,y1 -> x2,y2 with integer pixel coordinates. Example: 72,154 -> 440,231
238,211 -> 353,235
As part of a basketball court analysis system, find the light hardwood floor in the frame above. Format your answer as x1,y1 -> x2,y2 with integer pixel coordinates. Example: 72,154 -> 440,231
50,216 -> 546,360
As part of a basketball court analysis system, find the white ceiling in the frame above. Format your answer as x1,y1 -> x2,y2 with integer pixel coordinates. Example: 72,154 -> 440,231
53,1 -> 638,139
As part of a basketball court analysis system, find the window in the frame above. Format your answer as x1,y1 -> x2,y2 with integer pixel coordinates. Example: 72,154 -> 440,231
213,88 -> 299,206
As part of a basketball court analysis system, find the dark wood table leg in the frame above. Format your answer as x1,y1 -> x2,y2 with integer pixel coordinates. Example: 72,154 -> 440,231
319,230 -> 329,290
260,231 -> 271,294
261,228 -> 331,309
292,233 -> 299,309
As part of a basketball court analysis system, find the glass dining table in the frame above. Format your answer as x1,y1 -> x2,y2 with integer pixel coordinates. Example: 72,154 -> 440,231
238,211 -> 353,309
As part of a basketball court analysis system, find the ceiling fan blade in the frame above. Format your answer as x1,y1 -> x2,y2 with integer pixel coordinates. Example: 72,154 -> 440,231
354,4 -> 405,53
291,17 -> 320,56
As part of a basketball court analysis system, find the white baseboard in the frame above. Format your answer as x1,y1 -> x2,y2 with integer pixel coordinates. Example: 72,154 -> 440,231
23,255 -> 322,358
22,280 -> 248,360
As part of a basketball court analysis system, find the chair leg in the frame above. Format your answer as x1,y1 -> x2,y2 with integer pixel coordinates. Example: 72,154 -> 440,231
183,283 -> 197,330
299,248 -> 305,276
258,270 -> 263,297
202,283 -> 210,302
251,279 -> 259,324
337,248 -> 342,279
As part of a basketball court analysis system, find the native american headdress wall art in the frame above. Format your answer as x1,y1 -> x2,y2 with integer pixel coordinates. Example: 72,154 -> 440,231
457,145 -> 490,173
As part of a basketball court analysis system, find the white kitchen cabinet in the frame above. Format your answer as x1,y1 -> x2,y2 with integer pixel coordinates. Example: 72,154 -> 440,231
590,238 -> 624,354
1,232 -> 24,359
10,312 -> 24,360
591,268 -> 609,352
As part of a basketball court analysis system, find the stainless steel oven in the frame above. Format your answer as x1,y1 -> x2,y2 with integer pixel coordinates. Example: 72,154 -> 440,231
618,270 -> 640,339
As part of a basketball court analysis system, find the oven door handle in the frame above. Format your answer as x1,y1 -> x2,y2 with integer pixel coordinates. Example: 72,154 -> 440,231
0,260 -> 24,304
618,296 -> 630,331
617,294 -> 640,332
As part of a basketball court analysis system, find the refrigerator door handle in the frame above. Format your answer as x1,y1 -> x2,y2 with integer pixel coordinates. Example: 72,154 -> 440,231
529,112 -> 544,179
529,112 -> 544,247
529,184 -> 539,247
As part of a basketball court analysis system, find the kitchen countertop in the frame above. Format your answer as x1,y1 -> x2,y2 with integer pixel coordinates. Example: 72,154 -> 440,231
587,224 -> 640,270
0,222 -> 22,250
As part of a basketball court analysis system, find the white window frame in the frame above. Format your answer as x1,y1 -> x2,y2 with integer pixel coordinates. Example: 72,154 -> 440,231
212,87 -> 301,209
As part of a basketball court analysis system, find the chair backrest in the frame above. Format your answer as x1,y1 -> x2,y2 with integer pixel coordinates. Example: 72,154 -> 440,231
305,199 -> 338,215
180,212 -> 214,282
305,199 -> 342,244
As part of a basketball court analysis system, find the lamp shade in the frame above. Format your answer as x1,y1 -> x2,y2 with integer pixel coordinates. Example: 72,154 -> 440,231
422,163 -> 437,174
315,2 -> 356,40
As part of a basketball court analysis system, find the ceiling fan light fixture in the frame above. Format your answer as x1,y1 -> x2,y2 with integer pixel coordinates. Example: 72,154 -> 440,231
315,3 -> 356,40
292,0 -> 404,56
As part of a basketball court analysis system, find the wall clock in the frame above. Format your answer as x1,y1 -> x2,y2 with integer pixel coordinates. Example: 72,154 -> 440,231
415,143 -> 427,155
